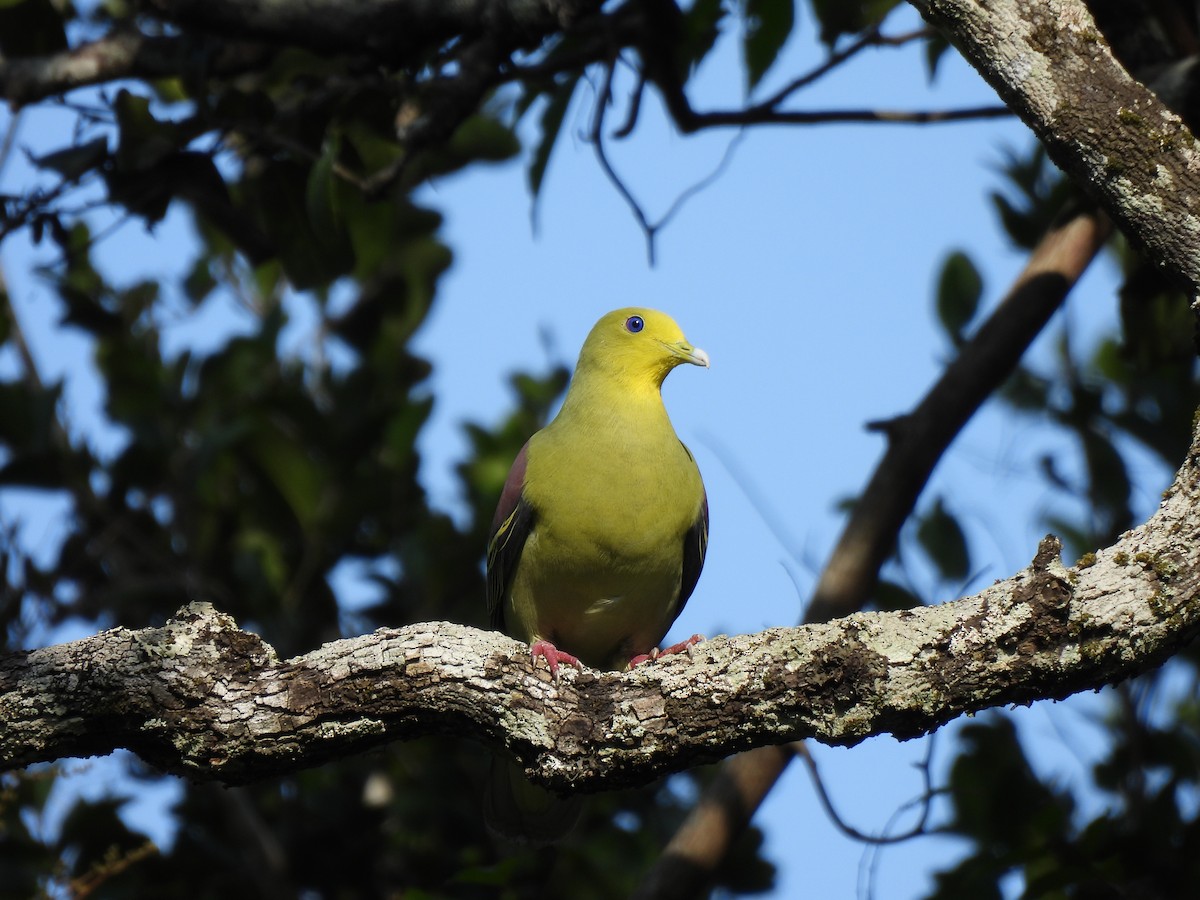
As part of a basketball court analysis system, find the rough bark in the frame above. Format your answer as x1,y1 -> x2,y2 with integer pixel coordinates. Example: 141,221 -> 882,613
920,0 -> 1200,294
6,417 -> 1200,789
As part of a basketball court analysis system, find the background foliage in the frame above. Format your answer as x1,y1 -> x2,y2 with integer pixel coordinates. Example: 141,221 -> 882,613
2,0 -> 1200,896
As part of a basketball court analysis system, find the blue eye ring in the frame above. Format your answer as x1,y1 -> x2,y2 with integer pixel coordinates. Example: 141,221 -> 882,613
625,315 -> 645,334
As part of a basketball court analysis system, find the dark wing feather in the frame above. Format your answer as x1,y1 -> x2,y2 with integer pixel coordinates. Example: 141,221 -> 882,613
486,441 -> 535,631
673,442 -> 708,623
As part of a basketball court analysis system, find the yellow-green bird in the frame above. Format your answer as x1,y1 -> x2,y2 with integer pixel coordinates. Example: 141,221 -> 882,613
484,307 -> 709,842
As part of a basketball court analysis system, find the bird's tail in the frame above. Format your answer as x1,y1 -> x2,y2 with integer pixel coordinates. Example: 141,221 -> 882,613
483,756 -> 583,845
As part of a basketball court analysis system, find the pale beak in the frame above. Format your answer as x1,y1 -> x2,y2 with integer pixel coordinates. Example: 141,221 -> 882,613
668,341 -> 710,368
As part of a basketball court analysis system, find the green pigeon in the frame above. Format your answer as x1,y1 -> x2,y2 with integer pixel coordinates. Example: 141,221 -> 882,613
484,307 -> 709,842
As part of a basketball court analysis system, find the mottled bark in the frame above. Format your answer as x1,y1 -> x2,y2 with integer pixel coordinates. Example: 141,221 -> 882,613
921,0 -> 1200,294
5,420 -> 1200,789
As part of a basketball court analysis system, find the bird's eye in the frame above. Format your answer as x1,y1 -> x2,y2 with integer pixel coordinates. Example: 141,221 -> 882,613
625,315 -> 645,334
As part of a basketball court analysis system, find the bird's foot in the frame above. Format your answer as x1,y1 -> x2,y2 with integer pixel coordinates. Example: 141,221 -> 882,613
629,634 -> 705,667
530,640 -> 583,681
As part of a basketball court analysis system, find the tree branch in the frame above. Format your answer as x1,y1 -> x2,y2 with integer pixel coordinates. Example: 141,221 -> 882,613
0,32 -> 272,108
919,0 -> 1200,294
142,0 -> 601,57
6,423 -> 1200,787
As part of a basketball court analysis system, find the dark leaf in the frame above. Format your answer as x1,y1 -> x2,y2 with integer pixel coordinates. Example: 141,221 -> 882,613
528,74 -> 579,203
744,0 -> 795,90
936,250 -> 983,343
810,0 -> 901,45
0,0 -> 66,58
29,138 -> 109,181
874,578 -> 925,610
680,0 -> 726,73
916,496 -> 970,582
924,30 -> 951,81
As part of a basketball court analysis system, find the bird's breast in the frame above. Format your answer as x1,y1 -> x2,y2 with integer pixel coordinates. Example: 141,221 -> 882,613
510,433 -> 702,668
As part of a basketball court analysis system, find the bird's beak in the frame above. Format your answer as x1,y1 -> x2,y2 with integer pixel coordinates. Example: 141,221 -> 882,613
666,341 -> 710,368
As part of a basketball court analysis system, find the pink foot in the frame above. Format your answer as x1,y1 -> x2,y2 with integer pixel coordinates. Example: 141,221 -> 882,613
629,634 -> 705,668
530,640 -> 582,680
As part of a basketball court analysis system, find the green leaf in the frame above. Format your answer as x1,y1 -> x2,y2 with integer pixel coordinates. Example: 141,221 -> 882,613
447,115 -> 520,163
916,496 -> 970,582
306,134 -> 342,242
528,74 -> 579,203
743,0 -> 794,90
250,426 -> 326,531
936,250 -> 983,343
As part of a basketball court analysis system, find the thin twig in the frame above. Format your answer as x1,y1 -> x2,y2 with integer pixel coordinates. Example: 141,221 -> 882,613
757,26 -> 931,110
589,60 -> 656,261
793,741 -> 937,846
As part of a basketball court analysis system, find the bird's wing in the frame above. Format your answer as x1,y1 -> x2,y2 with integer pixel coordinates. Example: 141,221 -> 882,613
487,440 -> 535,631
674,443 -> 709,622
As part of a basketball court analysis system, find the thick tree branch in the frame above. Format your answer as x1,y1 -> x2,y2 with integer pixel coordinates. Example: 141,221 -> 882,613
6,420 -> 1200,787
142,0 -> 600,57
0,32 -> 272,108
919,0 -> 1200,294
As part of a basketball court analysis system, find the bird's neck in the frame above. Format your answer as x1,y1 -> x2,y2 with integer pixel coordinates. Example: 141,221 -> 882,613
555,368 -> 672,437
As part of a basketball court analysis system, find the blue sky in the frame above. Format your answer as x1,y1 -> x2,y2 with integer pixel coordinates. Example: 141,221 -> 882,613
0,5 -> 1173,897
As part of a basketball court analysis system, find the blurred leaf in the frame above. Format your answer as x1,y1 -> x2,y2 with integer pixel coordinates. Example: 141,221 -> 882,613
924,30 -> 951,80
0,0 -> 66,57
943,717 -> 1073,849
810,0 -> 901,45
680,0 -> 726,73
447,114 -> 520,164
250,426 -> 326,532
113,90 -> 180,172
183,257 -> 217,305
528,74 -> 579,202
1000,365 -> 1050,410
743,0 -> 794,90
874,578 -> 924,610
242,159 -> 352,289
989,143 -> 1076,250
936,250 -> 983,344
916,496 -> 970,582
1081,426 -> 1132,528
30,138 -> 109,181
306,134 -> 343,242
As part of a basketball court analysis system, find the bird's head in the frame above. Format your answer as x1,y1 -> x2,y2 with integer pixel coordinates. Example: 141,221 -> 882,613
576,308 -> 709,389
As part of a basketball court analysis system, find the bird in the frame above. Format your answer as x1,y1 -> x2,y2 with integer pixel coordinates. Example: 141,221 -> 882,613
484,307 -> 709,842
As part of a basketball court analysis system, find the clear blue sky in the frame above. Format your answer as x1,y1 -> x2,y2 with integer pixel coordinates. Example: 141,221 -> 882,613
0,6 -> 1168,897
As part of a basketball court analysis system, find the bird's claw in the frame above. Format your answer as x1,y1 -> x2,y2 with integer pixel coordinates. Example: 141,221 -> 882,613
629,634 -> 705,668
530,640 -> 582,681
